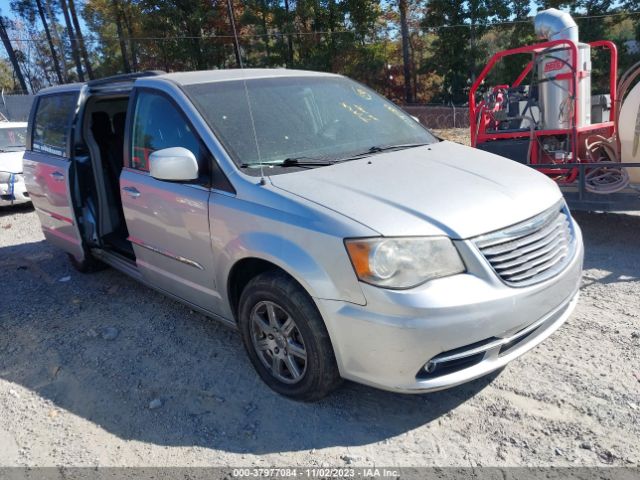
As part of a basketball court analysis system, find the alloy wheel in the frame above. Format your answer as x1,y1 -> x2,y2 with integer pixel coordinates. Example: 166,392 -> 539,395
250,300 -> 308,384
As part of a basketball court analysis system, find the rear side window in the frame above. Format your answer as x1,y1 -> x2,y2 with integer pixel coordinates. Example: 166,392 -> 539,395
32,93 -> 78,157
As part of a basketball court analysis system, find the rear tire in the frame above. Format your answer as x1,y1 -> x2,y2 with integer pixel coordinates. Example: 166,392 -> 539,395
67,252 -> 107,273
238,270 -> 342,401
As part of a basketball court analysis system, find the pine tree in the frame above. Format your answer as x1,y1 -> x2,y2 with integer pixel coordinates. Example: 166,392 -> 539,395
68,0 -> 93,78
399,0 -> 413,103
0,14 -> 28,92
60,0 -> 85,81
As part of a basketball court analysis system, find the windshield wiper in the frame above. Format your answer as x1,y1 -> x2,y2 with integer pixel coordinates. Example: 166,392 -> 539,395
339,143 -> 431,162
241,156 -> 338,168
239,144 -> 429,169
279,157 -> 338,167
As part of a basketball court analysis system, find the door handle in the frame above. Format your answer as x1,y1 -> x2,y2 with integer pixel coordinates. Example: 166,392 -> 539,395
49,171 -> 64,181
122,186 -> 141,198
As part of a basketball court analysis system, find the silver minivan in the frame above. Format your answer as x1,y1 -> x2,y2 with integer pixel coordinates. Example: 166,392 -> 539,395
23,69 -> 583,400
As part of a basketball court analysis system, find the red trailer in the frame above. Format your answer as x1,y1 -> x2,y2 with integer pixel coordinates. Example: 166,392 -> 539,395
469,10 -> 640,211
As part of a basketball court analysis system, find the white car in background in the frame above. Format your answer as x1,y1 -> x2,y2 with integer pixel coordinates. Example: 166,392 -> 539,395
0,121 -> 29,206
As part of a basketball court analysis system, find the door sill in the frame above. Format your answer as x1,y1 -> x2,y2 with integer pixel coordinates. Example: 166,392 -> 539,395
90,248 -> 238,331
91,247 -> 140,279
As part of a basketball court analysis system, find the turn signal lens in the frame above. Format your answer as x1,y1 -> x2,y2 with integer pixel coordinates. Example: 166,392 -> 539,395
345,241 -> 372,278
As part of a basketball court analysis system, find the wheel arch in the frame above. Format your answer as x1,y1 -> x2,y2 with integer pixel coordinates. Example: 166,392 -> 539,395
227,257 -> 295,320
224,250 -> 350,386
220,231 -> 366,321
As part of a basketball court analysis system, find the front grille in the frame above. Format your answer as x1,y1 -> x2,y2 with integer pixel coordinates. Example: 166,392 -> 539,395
473,202 -> 575,287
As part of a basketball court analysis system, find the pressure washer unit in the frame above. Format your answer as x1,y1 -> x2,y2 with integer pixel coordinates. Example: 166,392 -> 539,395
470,8 -> 640,211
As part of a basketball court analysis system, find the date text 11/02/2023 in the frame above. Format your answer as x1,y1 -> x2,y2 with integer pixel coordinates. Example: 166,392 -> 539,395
231,468 -> 400,478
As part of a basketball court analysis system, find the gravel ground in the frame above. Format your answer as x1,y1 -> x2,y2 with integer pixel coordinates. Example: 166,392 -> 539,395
0,203 -> 638,468
432,128 -> 471,146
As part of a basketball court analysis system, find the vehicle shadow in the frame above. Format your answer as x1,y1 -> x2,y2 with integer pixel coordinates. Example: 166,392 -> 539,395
0,239 -> 498,453
572,211 -> 640,285
0,203 -> 34,217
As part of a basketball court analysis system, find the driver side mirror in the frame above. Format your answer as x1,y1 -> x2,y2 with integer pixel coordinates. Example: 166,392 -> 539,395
149,147 -> 198,181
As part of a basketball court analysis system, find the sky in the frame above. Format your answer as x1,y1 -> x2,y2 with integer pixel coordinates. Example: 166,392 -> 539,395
0,0 -> 90,31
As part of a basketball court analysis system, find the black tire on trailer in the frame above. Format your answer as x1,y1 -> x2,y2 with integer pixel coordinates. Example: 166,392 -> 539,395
238,270 -> 342,401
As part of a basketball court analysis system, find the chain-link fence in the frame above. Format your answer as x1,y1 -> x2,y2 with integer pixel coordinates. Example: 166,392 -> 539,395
404,105 -> 470,130
0,94 -> 34,122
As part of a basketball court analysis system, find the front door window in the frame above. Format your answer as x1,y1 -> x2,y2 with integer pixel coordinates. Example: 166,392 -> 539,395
130,91 -> 209,185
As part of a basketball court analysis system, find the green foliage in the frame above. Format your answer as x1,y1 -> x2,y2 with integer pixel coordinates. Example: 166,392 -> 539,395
0,0 -> 637,104
0,58 -> 17,90
423,0 -> 511,103
572,0 -> 613,42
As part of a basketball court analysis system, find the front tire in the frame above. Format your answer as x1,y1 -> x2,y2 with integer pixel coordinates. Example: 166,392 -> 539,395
238,271 -> 342,401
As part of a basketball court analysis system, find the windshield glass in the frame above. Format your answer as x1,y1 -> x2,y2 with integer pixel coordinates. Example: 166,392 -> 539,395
184,76 -> 436,170
0,126 -> 27,152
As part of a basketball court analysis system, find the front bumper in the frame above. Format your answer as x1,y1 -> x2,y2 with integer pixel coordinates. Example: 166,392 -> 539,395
315,222 -> 584,393
0,174 -> 31,206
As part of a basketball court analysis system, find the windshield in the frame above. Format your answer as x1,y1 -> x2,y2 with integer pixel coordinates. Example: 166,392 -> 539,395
0,126 -> 27,152
184,76 -> 436,172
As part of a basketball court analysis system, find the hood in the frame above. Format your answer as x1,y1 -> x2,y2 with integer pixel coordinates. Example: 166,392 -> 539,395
0,151 -> 25,174
270,141 -> 563,239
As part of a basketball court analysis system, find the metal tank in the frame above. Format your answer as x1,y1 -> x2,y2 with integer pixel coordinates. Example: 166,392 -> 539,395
618,79 -> 640,184
534,8 -> 592,129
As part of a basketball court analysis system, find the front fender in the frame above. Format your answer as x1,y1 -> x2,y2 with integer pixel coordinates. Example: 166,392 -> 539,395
208,184 -> 374,322
217,231 -> 367,315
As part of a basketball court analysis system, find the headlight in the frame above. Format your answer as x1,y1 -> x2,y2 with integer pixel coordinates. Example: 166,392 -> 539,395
345,237 -> 465,289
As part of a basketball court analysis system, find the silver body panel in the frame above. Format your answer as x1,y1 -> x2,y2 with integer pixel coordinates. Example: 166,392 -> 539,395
269,141 -> 564,238
120,167 -> 220,311
316,226 -> 583,392
24,69 -> 584,393
22,151 -> 85,261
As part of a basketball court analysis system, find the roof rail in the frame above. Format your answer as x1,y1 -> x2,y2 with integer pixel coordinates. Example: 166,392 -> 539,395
87,70 -> 166,88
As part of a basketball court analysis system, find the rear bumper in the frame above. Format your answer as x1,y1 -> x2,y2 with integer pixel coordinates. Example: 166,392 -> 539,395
316,223 -> 583,393
0,176 -> 31,206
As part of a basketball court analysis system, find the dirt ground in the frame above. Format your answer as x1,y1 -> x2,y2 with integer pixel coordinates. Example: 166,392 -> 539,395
432,128 -> 472,146
0,176 -> 639,467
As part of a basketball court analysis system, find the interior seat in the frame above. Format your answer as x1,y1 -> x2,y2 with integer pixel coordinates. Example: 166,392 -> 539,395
91,111 -> 125,238
111,112 -> 126,166
91,112 -> 117,177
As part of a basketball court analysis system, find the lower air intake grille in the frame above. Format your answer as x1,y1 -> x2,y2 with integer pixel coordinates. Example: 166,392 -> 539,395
473,202 -> 575,287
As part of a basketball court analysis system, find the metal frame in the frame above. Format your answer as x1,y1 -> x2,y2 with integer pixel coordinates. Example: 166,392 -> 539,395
470,39 -> 580,149
530,162 -> 640,211
86,70 -> 166,89
469,39 -> 640,211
